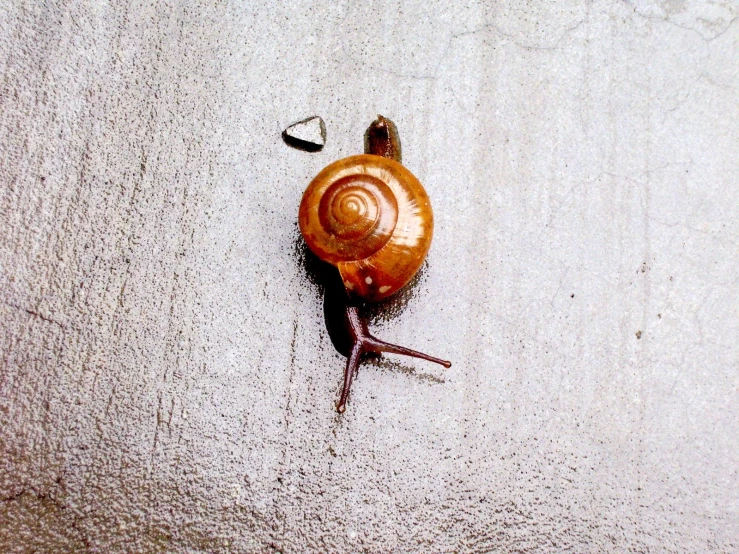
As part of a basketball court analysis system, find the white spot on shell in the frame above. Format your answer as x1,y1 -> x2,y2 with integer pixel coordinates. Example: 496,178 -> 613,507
345,282 -> 354,290
379,285 -> 391,294
365,276 -> 373,285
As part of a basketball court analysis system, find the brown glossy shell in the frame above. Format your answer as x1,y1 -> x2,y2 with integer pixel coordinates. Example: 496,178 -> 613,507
299,154 -> 433,302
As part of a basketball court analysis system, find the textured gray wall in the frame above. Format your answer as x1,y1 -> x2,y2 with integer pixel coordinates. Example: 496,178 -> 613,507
1,1 -> 738,552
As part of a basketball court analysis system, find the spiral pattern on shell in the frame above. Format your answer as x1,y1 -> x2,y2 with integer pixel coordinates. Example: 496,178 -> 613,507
315,173 -> 398,261
299,154 -> 433,301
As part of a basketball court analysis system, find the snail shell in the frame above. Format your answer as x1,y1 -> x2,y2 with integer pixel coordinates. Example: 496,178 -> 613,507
299,154 -> 433,302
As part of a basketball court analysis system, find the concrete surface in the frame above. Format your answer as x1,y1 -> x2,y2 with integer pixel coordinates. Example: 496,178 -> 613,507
1,1 -> 738,552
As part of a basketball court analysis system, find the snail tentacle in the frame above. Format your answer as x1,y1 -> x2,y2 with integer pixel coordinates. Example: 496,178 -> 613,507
336,306 -> 451,413
337,342 -> 363,414
364,338 -> 453,369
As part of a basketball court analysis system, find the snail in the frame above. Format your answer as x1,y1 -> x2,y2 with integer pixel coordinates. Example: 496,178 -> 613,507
299,115 -> 451,413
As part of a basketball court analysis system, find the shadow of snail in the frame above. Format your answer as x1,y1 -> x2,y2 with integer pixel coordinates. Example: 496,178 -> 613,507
297,115 -> 451,413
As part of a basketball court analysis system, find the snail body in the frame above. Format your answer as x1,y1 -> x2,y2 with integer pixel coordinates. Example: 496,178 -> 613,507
298,115 -> 450,413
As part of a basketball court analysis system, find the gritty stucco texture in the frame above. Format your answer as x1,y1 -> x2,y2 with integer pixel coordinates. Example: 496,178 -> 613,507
1,1 -> 738,552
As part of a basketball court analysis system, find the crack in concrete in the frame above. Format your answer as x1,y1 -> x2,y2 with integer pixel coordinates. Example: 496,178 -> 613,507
624,1 -> 739,42
1,301 -> 69,331
343,17 -> 587,83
